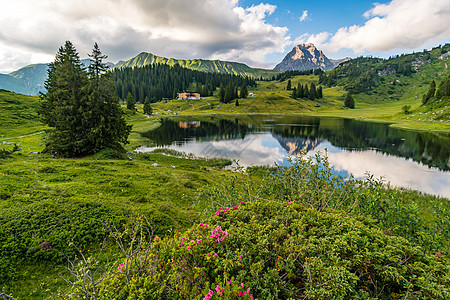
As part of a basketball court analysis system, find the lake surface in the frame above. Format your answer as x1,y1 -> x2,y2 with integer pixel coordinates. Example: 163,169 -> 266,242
137,115 -> 450,198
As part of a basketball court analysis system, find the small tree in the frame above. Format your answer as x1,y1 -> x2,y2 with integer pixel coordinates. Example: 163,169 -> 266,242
344,93 -> 355,108
126,92 -> 136,111
235,98 -> 239,106
309,83 -> 316,100
317,86 -> 323,98
292,87 -> 297,99
143,96 -> 153,115
422,80 -> 436,104
218,83 -> 225,102
286,79 -> 292,90
298,83 -> 304,98
240,81 -> 248,98
401,105 -> 411,114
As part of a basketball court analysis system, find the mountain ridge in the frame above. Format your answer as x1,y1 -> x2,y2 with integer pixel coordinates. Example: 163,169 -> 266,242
114,52 -> 280,79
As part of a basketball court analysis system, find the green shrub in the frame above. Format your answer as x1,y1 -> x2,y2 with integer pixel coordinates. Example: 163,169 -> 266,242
98,201 -> 450,299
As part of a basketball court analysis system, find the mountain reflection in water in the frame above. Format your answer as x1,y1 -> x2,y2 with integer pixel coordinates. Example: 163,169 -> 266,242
137,115 -> 450,198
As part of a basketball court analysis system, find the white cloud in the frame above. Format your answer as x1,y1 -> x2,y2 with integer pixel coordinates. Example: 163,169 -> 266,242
296,0 -> 450,55
299,10 -> 308,22
0,0 -> 291,72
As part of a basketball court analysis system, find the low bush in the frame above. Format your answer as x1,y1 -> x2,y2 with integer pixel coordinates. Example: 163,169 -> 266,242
97,200 -> 450,299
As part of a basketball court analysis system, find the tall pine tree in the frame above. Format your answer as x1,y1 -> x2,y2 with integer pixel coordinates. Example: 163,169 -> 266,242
240,80 -> 248,98
39,41 -> 131,157
143,96 -> 153,115
126,92 -> 136,111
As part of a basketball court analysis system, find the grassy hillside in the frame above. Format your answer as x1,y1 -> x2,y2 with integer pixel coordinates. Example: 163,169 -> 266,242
152,72 -> 449,132
0,89 -> 47,139
115,52 -> 281,79
1,88 -> 449,299
322,44 -> 450,103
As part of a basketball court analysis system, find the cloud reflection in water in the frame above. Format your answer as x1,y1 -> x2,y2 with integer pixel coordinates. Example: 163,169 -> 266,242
138,133 -> 450,198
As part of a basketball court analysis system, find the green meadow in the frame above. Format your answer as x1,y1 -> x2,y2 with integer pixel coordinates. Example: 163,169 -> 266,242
1,83 -> 449,299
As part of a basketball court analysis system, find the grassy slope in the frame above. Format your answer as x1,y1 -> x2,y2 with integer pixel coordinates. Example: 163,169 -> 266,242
152,73 -> 449,132
0,93 -> 240,298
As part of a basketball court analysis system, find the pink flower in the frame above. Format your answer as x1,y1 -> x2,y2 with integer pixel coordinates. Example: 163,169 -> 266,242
241,283 -> 245,288
228,279 -> 233,284
203,289 -> 214,300
213,252 -> 218,257
239,255 -> 243,261
240,201 -> 245,204
215,285 -> 223,296
233,206 -> 238,210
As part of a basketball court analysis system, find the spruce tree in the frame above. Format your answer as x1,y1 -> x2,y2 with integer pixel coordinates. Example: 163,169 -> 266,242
85,44 -> 131,153
422,80 -> 436,104
304,85 -> 309,99
435,75 -> 450,100
39,41 -> 89,156
286,79 -> 292,90
298,84 -> 304,98
39,41 -> 131,157
309,83 -> 316,100
292,87 -> 297,99
224,83 -> 233,103
126,92 -> 136,111
143,96 -> 153,115
240,80 -> 248,98
317,86 -> 323,98
344,93 -> 355,108
219,83 -> 225,102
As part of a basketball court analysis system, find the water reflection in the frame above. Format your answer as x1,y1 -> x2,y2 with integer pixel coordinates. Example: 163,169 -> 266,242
137,115 -> 450,198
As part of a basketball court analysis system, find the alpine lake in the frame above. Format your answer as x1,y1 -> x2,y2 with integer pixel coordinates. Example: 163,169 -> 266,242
137,115 -> 450,198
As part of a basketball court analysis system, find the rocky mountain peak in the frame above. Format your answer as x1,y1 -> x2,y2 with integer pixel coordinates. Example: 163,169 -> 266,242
274,43 -> 337,72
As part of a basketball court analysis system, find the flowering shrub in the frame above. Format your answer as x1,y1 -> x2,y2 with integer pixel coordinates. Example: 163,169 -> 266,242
98,200 -> 450,299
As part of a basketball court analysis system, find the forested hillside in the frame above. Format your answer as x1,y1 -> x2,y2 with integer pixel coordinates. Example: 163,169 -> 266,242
112,63 -> 256,102
319,43 -> 450,99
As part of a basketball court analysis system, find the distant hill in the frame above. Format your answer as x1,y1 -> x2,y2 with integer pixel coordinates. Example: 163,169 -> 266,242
274,43 -> 344,72
0,53 -> 280,96
0,59 -> 116,96
115,52 -> 280,79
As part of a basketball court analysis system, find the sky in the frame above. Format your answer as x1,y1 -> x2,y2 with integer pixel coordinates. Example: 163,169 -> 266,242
1,0 -> 450,73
